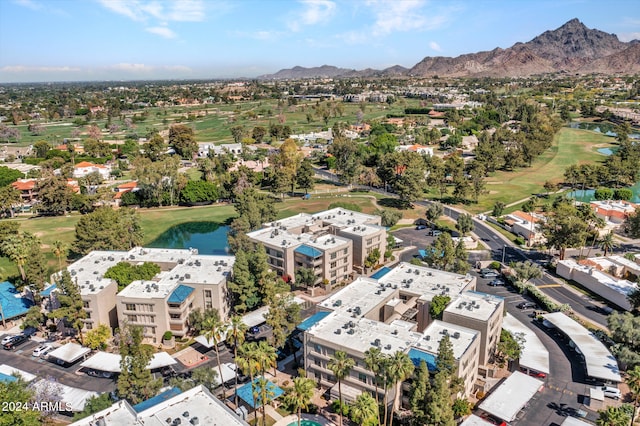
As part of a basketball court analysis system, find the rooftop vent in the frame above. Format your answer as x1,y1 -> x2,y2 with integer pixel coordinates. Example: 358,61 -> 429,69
384,344 -> 392,350
373,338 -> 381,347
185,273 -> 191,279
453,332 -> 460,339
407,269 -> 412,273
333,300 -> 342,307
182,411 -> 189,418
391,329 -> 398,335
347,329 -> 355,335
425,335 -> 431,341
414,270 -> 420,275
335,329 -> 342,334
190,417 -> 199,425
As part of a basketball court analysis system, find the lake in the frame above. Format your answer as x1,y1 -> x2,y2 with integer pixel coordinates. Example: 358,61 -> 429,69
569,122 -> 640,139
567,181 -> 640,203
147,222 -> 230,255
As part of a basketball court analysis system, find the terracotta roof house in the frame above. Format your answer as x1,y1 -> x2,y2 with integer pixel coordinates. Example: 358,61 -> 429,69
73,161 -> 111,180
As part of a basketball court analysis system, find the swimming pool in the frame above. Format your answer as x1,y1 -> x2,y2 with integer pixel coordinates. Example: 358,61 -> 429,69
286,420 -> 322,426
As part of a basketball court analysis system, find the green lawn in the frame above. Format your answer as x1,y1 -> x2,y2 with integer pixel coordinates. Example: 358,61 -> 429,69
464,127 -> 616,213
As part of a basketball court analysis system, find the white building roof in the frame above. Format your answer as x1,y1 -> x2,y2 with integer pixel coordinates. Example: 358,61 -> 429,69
213,363 -> 237,386
542,312 -> 621,382
117,278 -> 176,299
561,417 -> 593,426
319,277 -> 391,318
30,379 -> 99,412
170,255 -> 234,287
67,250 -> 120,296
444,291 -> 504,322
242,305 -> 270,328
312,207 -> 380,228
80,351 -> 177,373
306,311 -> 423,356
558,259 -> 638,297
478,371 -> 544,422
48,343 -> 91,364
0,364 -> 36,382
378,262 -> 475,302
71,385 -> 248,425
460,414 -> 493,425
502,313 -> 550,374
267,213 -> 314,230
419,320 -> 479,360
246,227 -> 300,249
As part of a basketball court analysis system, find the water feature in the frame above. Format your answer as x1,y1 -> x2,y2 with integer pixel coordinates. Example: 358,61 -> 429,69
569,122 -> 640,139
596,147 -> 618,156
567,181 -> 640,204
287,421 -> 322,426
147,222 -> 230,255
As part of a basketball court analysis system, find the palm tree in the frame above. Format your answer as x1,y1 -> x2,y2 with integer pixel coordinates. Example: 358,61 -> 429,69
350,392 -> 378,426
237,342 -> 260,408
627,366 -> 640,425
228,315 -> 247,406
52,240 -> 67,271
283,376 -> 315,426
386,351 -> 414,426
254,375 -> 276,426
596,405 -> 630,426
1,233 -> 37,281
327,350 -> 355,426
364,347 -> 385,425
599,232 -> 618,257
204,316 -> 228,400
256,340 -> 278,378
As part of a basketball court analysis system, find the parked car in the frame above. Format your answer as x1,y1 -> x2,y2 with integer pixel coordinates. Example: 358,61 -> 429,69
32,343 -> 53,358
429,230 -> 442,236
517,302 -> 537,310
3,334 -> 29,350
1,335 -> 17,345
481,270 -> 500,279
488,279 -> 505,287
415,225 -> 426,230
600,386 -> 621,400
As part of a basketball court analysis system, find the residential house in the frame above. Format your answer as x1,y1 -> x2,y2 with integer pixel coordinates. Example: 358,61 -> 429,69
73,161 -> 111,180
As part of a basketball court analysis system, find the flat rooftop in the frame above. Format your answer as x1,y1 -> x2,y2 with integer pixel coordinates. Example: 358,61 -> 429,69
378,262 -> 475,301
502,313 -> 550,374
318,277 -> 393,318
118,278 -> 176,299
338,223 -> 386,237
246,227 -> 300,249
478,371 -> 543,422
67,250 -> 121,295
169,255 -> 234,286
559,259 -> 637,296
312,207 -> 380,227
417,320 -> 479,360
267,213 -> 314,230
444,291 -> 504,322
543,312 -> 621,382
306,311 -> 423,356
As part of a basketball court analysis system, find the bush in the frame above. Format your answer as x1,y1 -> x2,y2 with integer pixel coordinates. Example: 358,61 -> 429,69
163,331 -> 173,341
332,400 -> 349,416
304,403 -> 319,415
514,236 -> 526,246
489,261 -> 501,270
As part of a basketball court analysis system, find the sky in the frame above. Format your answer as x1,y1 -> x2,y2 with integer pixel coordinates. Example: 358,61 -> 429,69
0,0 -> 639,83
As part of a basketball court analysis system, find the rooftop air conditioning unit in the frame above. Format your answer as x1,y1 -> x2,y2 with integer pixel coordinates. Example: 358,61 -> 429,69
392,329 -> 398,335
374,339 -> 381,347
407,269 -> 412,273
384,344 -> 392,350
453,332 -> 460,339
185,274 -> 191,279
335,329 -> 342,334
347,329 -> 355,335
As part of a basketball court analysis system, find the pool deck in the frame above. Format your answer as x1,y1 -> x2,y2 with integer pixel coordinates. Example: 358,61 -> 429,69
274,413 -> 336,426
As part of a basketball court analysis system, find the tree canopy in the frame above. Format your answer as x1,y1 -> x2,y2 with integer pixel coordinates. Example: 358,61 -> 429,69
73,207 -> 143,255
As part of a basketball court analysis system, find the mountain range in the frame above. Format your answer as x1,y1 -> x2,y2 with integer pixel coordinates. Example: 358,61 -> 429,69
258,19 -> 639,79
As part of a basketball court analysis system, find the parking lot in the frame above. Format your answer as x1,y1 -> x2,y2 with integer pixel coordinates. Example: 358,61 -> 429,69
0,334 -> 116,393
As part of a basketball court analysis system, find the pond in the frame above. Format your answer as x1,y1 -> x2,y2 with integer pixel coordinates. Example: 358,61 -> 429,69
569,122 -> 640,139
567,181 -> 640,204
147,222 -> 230,255
596,147 -> 618,156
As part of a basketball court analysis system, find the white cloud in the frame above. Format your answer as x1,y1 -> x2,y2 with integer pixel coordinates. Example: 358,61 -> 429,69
289,0 -> 336,31
1,65 -> 80,72
146,26 -> 177,39
429,41 -> 442,52
619,32 -> 640,42
13,0 -> 42,11
97,0 -> 206,38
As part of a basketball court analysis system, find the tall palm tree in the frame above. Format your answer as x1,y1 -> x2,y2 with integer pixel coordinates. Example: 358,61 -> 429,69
350,392 -> 378,426
599,232 -> 618,257
228,315 -> 248,406
52,240 -> 67,271
256,340 -> 278,378
283,376 -> 315,426
364,347 -> 385,425
254,375 -> 276,426
380,357 -> 392,426
328,350 -> 355,426
1,233 -> 36,281
237,342 -> 260,408
596,405 -> 630,426
204,316 -> 228,400
386,351 -> 415,426
627,366 -> 640,425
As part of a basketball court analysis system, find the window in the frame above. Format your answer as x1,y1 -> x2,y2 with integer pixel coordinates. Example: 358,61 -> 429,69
205,302 -> 213,309
331,271 -> 337,277
204,290 -> 212,298
358,373 -> 367,383
127,315 -> 137,322
83,301 -> 89,308
125,303 -> 136,311
330,252 -> 337,260
170,313 -> 181,319
85,323 -> 93,330
343,249 -> 348,255
330,261 -> 337,268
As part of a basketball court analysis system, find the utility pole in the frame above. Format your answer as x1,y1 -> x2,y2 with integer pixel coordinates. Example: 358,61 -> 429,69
502,245 -> 506,264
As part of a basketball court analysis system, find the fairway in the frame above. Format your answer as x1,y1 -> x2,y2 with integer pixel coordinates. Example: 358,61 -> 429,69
465,127 -> 616,213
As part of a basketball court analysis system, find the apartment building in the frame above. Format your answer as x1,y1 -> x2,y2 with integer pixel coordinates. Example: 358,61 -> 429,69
247,207 -> 386,285
58,248 -> 234,343
443,291 -> 504,365
302,263 -> 480,406
590,200 -> 638,225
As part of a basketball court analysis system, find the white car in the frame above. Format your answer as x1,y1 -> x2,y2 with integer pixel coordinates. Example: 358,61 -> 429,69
32,343 -> 53,358
1,335 -> 17,345
601,386 -> 621,400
